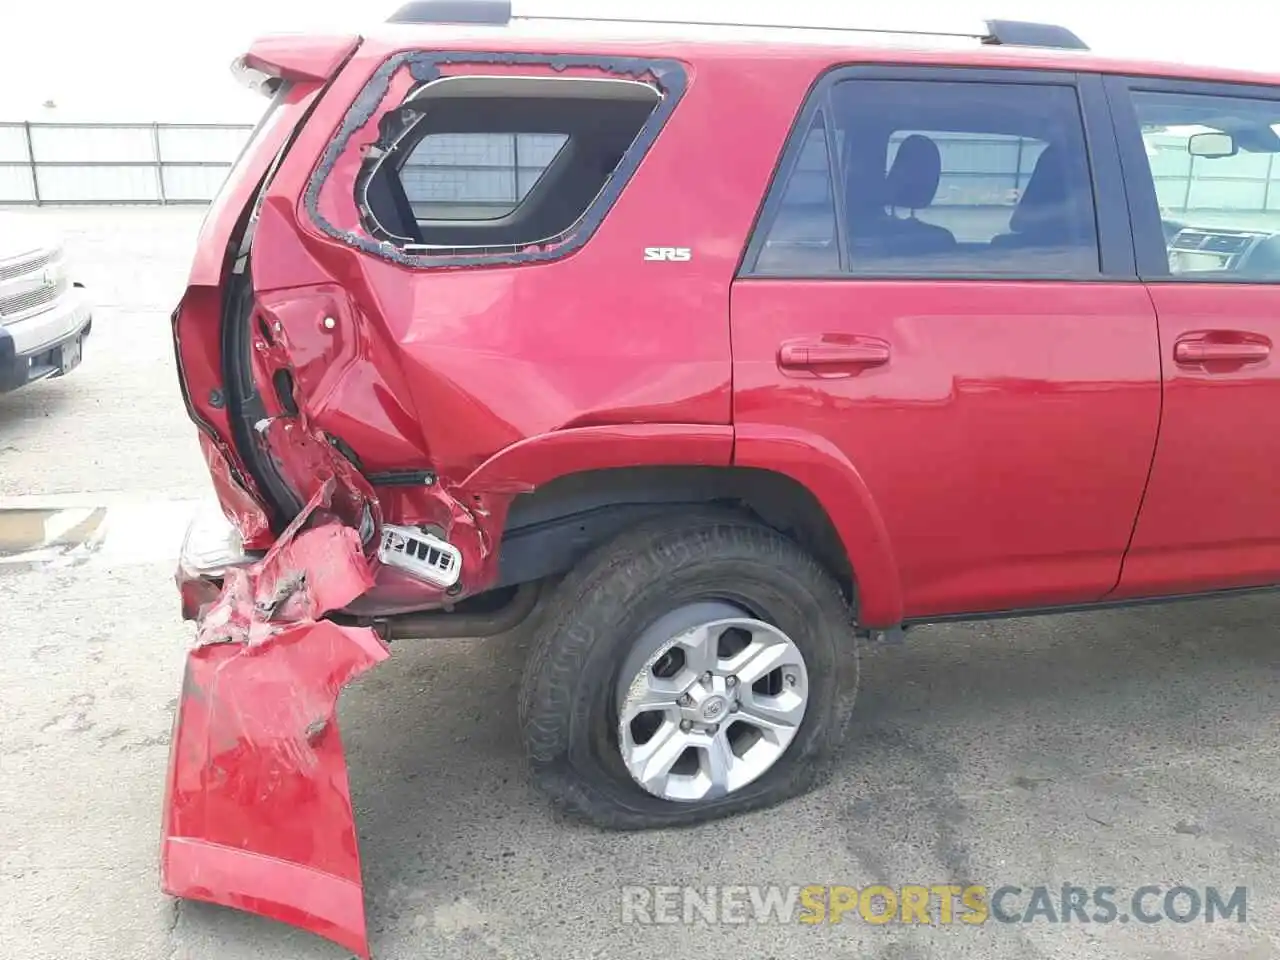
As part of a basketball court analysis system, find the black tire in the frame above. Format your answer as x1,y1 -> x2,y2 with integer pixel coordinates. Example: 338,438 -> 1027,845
518,511 -> 859,830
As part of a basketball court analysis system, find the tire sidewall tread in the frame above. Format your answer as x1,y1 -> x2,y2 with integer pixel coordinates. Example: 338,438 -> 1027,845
518,511 -> 859,830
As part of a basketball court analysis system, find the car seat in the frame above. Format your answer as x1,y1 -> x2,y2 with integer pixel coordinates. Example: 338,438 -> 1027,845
991,145 -> 1081,250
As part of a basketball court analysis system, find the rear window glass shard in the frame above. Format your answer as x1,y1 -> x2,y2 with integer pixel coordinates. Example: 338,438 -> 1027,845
358,73 -> 662,256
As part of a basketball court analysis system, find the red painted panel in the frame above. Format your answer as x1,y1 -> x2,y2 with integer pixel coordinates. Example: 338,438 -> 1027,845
459,423 -> 733,494
250,41 -> 823,486
164,839 -> 367,957
733,422 -> 902,627
240,34 -> 359,84
172,80 -> 334,540
161,485 -> 387,958
1116,283 -> 1280,596
731,279 -> 1162,618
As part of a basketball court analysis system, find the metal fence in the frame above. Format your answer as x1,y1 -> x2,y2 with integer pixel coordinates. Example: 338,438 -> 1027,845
0,122 -> 254,205
0,123 -> 577,211
4,122 -> 1280,220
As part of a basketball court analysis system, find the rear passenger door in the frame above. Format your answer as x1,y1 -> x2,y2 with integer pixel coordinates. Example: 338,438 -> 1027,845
1105,77 -> 1280,597
731,68 -> 1162,619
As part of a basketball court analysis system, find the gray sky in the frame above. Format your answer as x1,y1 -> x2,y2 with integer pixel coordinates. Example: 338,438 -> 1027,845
2,1 -> 1276,122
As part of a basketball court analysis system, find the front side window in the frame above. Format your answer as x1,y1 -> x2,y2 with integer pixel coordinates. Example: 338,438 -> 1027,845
749,79 -> 1101,278
1128,89 -> 1280,281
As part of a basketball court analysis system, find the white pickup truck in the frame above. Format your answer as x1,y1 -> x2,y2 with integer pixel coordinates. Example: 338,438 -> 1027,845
0,215 -> 91,393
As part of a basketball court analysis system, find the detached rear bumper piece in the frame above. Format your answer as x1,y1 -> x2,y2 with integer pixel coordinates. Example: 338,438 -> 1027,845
161,482 -> 387,958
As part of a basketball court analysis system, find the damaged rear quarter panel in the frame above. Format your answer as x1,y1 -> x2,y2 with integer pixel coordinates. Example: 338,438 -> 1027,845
161,31 -> 838,958
173,81 -> 336,551
241,38 -> 786,606
251,280 -> 432,472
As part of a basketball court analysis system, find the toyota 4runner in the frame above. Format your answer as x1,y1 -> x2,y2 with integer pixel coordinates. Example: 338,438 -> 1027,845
162,5 -> 1280,954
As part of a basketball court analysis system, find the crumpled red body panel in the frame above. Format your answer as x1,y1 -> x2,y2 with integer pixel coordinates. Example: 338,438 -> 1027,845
161,482 -> 387,958
196,431 -> 272,550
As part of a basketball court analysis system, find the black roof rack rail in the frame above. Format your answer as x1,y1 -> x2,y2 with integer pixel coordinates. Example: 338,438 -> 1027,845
983,20 -> 1089,51
383,4 -> 1089,54
387,0 -> 512,25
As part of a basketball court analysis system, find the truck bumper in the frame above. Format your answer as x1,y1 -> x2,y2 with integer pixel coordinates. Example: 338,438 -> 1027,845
0,290 -> 92,393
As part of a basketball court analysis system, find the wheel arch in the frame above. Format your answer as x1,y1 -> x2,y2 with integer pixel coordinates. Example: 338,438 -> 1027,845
486,469 -> 899,627
459,423 -> 901,627
734,423 -> 901,627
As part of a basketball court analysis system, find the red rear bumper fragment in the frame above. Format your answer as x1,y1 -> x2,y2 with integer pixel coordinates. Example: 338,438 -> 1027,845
161,482 -> 386,958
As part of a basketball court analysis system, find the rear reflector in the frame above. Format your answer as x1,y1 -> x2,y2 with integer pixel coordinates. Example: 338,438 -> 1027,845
377,524 -> 463,588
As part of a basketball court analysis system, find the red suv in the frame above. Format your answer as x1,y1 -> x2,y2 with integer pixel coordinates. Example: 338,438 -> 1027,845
162,4 -> 1280,954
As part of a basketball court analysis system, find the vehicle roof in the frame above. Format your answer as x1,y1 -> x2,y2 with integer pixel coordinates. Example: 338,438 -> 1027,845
365,16 -> 1280,90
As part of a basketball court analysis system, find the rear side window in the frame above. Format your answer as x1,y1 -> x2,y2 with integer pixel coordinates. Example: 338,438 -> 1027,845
400,133 -> 569,221
748,79 -> 1101,278
759,122 -> 841,274
359,76 -> 661,254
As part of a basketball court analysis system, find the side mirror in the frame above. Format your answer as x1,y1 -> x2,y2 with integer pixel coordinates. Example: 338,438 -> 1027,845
1188,131 -> 1238,159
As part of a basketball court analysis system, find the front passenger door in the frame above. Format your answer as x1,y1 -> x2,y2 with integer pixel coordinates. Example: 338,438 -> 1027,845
1106,78 -> 1280,597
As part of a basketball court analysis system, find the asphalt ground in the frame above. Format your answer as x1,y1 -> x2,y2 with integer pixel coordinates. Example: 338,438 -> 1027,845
1,207 -> 1278,960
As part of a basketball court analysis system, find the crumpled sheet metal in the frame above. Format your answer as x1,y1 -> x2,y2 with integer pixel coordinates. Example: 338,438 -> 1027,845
161,481 -> 388,958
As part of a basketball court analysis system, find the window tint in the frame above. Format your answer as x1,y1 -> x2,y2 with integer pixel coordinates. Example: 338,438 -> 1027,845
752,117 -> 839,275
887,131 -> 1049,243
401,133 -> 569,221
1129,89 -> 1280,282
360,79 -> 660,253
750,80 -> 1101,277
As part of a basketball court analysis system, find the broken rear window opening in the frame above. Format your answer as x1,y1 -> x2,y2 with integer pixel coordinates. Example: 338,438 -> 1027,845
305,52 -> 688,268
358,75 -> 662,255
